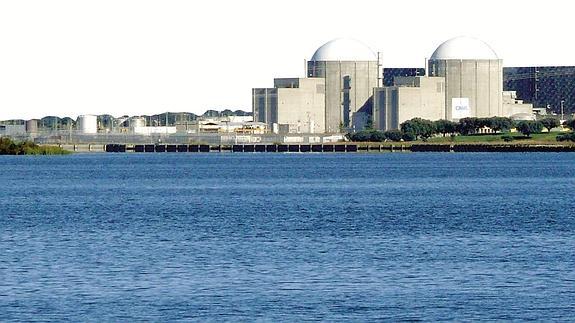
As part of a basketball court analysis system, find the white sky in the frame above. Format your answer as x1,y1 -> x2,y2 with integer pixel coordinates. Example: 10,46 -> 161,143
1,0 -> 574,120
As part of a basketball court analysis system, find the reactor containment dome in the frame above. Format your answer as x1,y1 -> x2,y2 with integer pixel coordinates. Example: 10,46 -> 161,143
311,38 -> 377,62
430,36 -> 498,60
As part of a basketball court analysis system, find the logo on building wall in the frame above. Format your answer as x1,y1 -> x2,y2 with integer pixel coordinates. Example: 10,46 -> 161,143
452,98 -> 471,119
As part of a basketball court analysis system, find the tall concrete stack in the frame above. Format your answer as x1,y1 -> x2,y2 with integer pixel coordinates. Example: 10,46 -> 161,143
307,38 -> 379,132
428,36 -> 503,120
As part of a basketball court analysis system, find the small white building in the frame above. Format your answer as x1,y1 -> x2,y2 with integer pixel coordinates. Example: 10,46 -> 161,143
133,126 -> 177,135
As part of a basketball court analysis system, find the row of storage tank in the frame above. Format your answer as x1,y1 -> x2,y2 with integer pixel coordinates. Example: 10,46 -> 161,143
21,115 -> 148,134
20,115 -> 99,134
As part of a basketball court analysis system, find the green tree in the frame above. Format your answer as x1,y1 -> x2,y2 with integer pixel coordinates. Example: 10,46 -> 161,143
0,137 -> 18,154
348,131 -> 370,142
400,118 -> 435,140
556,133 -> 575,142
563,119 -> 575,131
369,131 -> 386,142
477,118 -> 491,129
348,130 -> 386,142
0,138 -> 68,155
384,130 -> 403,142
540,117 -> 561,132
339,122 -> 345,133
515,120 -> 543,137
364,118 -> 374,130
487,117 -> 514,133
401,132 -> 417,141
457,117 -> 480,135
433,119 -> 458,137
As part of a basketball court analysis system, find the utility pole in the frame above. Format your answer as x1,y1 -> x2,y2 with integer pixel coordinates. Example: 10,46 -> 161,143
534,68 -> 539,102
561,100 -> 565,121
377,52 -> 383,87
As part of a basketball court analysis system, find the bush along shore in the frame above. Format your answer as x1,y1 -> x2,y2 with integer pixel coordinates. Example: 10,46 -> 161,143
0,137 -> 70,155
349,117 -> 575,145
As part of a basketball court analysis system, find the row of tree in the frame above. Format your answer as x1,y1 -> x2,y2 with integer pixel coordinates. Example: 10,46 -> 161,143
349,116 -> 573,142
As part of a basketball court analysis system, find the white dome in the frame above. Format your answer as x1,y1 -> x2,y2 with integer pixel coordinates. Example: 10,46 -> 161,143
430,36 -> 498,60
311,38 -> 377,62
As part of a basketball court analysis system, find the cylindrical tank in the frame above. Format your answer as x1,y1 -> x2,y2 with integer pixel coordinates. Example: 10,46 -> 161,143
130,117 -> 146,129
25,119 -> 39,133
428,36 -> 503,120
77,115 -> 98,134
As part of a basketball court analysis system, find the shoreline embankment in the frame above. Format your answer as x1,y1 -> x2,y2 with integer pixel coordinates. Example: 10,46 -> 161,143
50,143 -> 575,153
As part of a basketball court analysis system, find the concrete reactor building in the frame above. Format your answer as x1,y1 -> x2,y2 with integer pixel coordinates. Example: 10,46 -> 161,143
373,36 -> 531,130
428,36 -> 503,119
254,36 -> 534,134
253,38 -> 379,134
307,38 -> 379,132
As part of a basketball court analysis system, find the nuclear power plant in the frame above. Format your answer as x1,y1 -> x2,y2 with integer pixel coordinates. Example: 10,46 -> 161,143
254,36 -> 540,134
2,36 -> 573,146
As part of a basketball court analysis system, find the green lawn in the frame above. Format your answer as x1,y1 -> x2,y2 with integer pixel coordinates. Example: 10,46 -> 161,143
352,131 -> 572,146
427,131 -> 565,144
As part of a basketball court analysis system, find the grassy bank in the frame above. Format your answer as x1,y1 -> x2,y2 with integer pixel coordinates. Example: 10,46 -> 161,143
427,132 -> 564,144
0,138 -> 70,155
351,132 -> 574,147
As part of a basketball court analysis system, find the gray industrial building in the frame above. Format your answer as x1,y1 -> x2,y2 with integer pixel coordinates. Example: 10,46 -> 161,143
383,66 -> 575,117
373,36 -> 532,131
253,78 -> 325,133
254,36 -> 537,134
254,38 -> 379,134
306,38 -> 379,132
0,124 -> 26,136
373,76 -> 446,131
383,68 -> 425,87
503,66 -> 575,114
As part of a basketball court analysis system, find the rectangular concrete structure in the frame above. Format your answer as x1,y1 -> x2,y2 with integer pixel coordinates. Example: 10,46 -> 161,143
429,59 -> 503,119
373,76 -> 446,130
253,78 -> 325,134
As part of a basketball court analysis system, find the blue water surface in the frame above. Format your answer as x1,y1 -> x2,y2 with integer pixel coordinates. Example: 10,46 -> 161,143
1,153 -> 574,321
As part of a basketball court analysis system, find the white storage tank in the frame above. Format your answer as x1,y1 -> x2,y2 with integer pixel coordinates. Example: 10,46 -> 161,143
77,115 -> 98,134
25,119 -> 39,133
130,117 -> 146,129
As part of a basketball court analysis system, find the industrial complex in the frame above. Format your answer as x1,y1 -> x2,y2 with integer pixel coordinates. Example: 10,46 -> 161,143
1,35 -> 574,145
253,36 -> 548,134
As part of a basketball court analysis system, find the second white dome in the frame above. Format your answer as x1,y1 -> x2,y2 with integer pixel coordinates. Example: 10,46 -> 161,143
311,38 -> 377,62
430,36 -> 498,60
